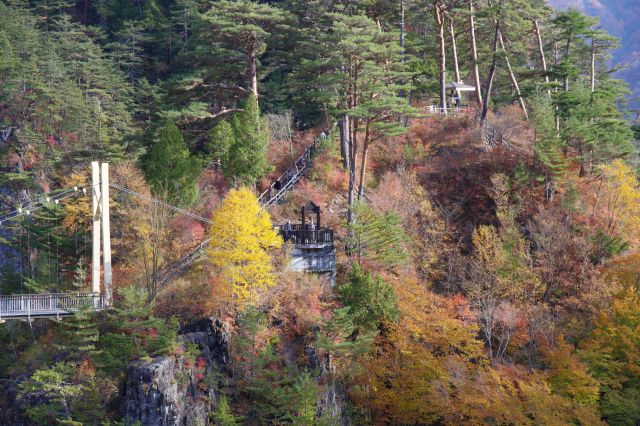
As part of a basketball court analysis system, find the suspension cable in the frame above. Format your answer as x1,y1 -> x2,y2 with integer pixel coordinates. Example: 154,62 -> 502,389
109,182 -> 214,225
0,187 -> 93,228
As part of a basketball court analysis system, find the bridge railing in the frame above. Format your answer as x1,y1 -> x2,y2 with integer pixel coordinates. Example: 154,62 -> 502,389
258,124 -> 336,207
0,293 -> 105,317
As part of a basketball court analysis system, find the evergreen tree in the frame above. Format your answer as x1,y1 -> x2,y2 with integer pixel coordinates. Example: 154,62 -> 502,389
18,362 -> 84,424
107,19 -> 150,83
337,265 -> 400,335
55,307 -> 100,361
561,81 -> 633,175
201,0 -> 294,99
99,286 -> 178,374
529,93 -> 566,191
209,93 -> 272,185
145,119 -> 201,206
211,396 -> 243,426
347,201 -> 408,269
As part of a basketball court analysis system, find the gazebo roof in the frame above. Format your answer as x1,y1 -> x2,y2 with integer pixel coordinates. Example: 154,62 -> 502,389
446,81 -> 476,92
303,200 -> 320,212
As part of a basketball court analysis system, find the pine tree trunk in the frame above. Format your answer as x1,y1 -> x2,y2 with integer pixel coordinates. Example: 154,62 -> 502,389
553,43 -> 561,133
347,113 -> 359,227
469,0 -> 483,107
481,19 -> 501,122
357,122 -> 371,200
400,0 -> 406,62
248,41 -> 258,99
434,2 -> 447,114
449,16 -> 461,83
590,37 -> 596,92
564,36 -> 571,92
340,115 -> 351,170
533,18 -> 551,97
498,33 -> 528,119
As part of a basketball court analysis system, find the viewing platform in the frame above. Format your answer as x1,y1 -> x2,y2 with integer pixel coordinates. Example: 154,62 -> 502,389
279,202 -> 336,283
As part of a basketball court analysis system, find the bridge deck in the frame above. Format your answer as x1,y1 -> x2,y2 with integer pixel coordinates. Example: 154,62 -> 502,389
0,293 -> 106,320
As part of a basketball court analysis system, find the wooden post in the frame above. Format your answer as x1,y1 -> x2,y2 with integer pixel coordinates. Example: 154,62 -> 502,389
91,162 -> 101,296
101,163 -> 112,306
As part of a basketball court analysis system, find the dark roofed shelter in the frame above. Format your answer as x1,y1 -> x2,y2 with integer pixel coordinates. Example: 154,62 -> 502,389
446,81 -> 476,109
301,201 -> 321,229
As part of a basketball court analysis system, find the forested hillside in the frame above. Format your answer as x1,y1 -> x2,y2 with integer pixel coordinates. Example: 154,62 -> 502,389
0,0 -> 639,425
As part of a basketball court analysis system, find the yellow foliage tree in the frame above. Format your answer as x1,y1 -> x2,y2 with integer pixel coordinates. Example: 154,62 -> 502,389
208,187 -> 282,305
350,278 -> 604,425
61,171 -> 93,235
600,159 -> 640,246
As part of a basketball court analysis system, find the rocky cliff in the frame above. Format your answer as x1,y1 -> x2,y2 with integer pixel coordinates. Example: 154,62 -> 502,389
122,318 -> 229,426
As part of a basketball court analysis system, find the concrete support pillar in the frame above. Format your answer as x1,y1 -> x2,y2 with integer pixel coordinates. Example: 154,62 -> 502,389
101,163 -> 112,306
91,162 -> 101,295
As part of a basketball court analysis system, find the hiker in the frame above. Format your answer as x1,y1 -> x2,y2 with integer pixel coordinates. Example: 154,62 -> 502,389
309,219 -> 316,243
283,220 -> 293,241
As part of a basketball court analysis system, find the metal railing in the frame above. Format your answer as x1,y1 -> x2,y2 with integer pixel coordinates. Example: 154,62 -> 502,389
426,105 -> 476,116
0,293 -> 105,319
258,124 -> 336,207
258,141 -> 318,207
156,237 -> 212,287
481,120 -> 514,150
280,226 -> 334,246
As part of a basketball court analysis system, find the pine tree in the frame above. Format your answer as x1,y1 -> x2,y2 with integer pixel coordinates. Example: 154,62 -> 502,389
211,396 -> 243,426
551,8 -> 598,93
529,93 -> 567,191
336,265 -> 400,335
561,81 -> 633,175
99,286 -> 178,373
201,0 -> 294,99
55,307 -> 100,361
145,119 -> 201,206
18,362 -> 84,424
107,19 -> 150,83
291,12 -> 414,221
209,93 -> 272,185
207,119 -> 234,165
347,201 -> 408,269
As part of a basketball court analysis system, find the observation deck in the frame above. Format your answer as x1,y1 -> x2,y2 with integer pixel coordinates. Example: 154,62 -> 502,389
279,202 -> 336,283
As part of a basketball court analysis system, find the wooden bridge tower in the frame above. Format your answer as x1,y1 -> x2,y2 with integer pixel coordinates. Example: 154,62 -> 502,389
91,161 -> 112,306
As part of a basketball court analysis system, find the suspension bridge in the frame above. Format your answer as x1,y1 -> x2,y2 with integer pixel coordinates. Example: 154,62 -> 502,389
0,131 -> 329,321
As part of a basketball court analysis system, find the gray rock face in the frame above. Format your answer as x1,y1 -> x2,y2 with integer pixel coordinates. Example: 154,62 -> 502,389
123,318 -> 229,426
307,346 -> 349,425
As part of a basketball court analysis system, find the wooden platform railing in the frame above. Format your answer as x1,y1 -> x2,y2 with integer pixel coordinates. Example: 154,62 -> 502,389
280,226 -> 334,246
0,293 -> 106,319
